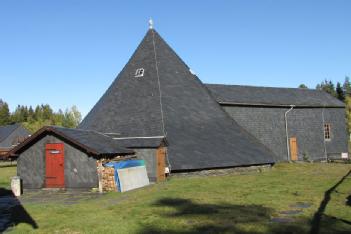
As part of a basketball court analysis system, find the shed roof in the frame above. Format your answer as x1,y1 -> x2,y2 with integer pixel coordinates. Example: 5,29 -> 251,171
206,84 -> 345,107
79,29 -> 275,170
0,124 -> 23,142
9,126 -> 133,157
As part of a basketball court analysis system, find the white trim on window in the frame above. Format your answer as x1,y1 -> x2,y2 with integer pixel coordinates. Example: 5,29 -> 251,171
135,68 -> 144,77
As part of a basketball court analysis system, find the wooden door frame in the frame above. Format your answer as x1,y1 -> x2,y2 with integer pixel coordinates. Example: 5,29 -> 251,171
289,137 -> 298,161
45,143 -> 65,188
156,147 -> 166,182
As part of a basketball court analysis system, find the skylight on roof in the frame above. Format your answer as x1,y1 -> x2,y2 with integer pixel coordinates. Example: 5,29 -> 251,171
135,68 -> 144,77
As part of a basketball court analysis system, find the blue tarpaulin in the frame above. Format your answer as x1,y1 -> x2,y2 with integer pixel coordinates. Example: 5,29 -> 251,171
104,160 -> 145,191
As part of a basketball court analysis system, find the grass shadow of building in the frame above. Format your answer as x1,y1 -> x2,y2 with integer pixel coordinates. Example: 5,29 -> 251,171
0,188 -> 38,232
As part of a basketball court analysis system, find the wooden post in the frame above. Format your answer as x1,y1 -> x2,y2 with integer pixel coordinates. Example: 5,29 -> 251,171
97,161 -> 103,193
156,147 -> 166,182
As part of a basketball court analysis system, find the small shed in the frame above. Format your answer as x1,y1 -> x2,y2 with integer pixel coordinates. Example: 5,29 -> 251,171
0,123 -> 30,159
9,126 -> 133,189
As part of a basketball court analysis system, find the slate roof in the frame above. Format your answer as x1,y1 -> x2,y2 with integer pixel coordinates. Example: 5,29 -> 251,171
51,127 -> 133,155
0,124 -> 22,143
113,137 -> 165,148
79,29 -> 275,170
9,126 -> 133,157
206,84 -> 345,107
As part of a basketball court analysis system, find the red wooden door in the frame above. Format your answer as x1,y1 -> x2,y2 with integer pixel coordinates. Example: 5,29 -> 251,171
45,143 -> 65,188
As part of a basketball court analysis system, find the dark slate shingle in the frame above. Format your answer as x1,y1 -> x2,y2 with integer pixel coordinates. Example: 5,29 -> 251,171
113,137 -> 165,148
50,127 -> 133,155
79,29 -> 275,170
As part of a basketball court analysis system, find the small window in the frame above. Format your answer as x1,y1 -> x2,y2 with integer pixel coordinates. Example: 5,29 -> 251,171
135,68 -> 144,77
324,123 -> 331,140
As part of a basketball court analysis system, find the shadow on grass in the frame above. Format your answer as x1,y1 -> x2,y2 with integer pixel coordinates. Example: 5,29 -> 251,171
0,188 -> 38,232
310,170 -> 351,234
346,195 -> 351,207
138,198 -> 307,234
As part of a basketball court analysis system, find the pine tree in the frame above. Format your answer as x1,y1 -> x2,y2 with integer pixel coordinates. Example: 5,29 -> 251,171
28,106 -> 34,122
316,79 -> 337,97
298,84 -> 308,89
345,96 -> 351,134
0,102 -> 11,126
336,82 -> 345,101
343,76 -> 351,96
42,104 -> 53,120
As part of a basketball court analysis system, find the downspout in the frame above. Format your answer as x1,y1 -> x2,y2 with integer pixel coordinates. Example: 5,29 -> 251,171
322,106 -> 328,161
285,105 -> 295,161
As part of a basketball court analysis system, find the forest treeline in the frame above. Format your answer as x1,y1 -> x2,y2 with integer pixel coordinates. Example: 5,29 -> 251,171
0,101 -> 81,133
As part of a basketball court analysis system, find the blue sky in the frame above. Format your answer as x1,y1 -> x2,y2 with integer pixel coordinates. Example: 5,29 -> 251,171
1,1 -> 350,116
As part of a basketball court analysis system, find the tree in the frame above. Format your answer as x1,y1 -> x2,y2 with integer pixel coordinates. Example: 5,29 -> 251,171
70,105 -> 82,127
0,102 -> 11,125
28,106 -> 34,122
345,96 -> 351,134
343,76 -> 351,96
42,104 -> 53,120
316,79 -> 337,97
62,106 -> 82,128
298,84 -> 308,89
0,101 -> 82,132
336,82 -> 345,101
52,109 -> 64,126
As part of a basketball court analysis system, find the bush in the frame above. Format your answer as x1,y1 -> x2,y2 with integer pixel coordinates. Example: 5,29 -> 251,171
302,151 -> 310,162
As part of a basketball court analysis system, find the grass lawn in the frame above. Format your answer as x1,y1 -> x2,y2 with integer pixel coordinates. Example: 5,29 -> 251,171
1,163 -> 351,233
0,165 -> 17,188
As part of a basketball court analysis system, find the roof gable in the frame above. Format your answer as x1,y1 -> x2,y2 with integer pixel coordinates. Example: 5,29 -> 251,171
9,126 -> 133,157
206,84 -> 345,107
79,29 -> 275,169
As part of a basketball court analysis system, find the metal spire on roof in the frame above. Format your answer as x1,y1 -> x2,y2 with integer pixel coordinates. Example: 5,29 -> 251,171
149,18 -> 154,29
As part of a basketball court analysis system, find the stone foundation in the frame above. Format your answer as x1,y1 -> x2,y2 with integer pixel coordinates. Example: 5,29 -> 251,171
170,164 -> 272,178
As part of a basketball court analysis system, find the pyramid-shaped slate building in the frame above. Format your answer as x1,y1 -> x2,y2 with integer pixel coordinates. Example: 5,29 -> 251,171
79,28 -> 275,171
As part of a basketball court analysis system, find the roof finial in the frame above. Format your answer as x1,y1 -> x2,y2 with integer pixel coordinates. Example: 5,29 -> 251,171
148,18 -> 154,29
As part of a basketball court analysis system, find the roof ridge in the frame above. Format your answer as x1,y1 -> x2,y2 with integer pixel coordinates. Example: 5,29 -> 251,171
205,83 -> 320,91
52,126 -> 113,138
206,83 -> 345,107
151,29 -> 166,137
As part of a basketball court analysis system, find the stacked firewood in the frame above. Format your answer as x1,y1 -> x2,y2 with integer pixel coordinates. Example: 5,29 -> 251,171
97,161 -> 118,192
101,167 -> 117,192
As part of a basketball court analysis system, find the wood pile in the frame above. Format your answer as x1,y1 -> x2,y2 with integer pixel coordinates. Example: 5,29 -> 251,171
97,160 -> 118,192
101,167 -> 117,192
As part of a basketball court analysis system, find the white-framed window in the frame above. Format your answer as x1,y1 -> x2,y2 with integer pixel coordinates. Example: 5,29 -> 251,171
324,123 -> 331,140
135,68 -> 144,77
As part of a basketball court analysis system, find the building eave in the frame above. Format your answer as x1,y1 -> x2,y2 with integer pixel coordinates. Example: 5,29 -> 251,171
218,102 -> 345,108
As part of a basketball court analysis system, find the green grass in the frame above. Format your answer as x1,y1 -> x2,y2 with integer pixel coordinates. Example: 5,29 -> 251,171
1,163 -> 351,233
0,165 -> 16,188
